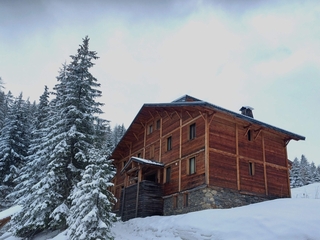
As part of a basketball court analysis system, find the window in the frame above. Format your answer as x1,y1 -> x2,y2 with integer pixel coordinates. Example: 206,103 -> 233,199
247,129 -> 252,141
165,166 -> 171,183
173,195 -> 178,209
167,136 -> 172,151
183,193 -> 189,207
148,124 -> 153,134
249,162 -> 255,176
156,119 -> 160,130
189,157 -> 196,174
189,123 -> 196,140
137,152 -> 141,158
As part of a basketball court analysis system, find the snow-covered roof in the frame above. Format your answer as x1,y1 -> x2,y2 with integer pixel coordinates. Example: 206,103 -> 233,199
121,157 -> 164,174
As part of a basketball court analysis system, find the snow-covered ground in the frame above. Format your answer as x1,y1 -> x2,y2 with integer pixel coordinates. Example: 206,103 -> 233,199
1,183 -> 320,240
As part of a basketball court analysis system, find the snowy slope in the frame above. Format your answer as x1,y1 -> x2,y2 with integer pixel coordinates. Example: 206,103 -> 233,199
1,183 -> 320,240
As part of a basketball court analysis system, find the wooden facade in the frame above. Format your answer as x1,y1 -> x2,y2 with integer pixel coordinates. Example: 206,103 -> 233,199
110,95 -> 305,219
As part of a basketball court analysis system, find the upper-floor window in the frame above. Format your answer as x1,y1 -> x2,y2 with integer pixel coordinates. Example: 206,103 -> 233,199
148,124 -> 153,134
156,119 -> 161,130
249,162 -> 255,176
137,152 -> 141,158
167,136 -> 172,151
189,157 -> 196,174
166,166 -> 171,183
189,123 -> 196,140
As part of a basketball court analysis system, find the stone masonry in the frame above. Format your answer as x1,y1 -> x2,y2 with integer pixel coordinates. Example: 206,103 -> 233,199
163,185 -> 277,216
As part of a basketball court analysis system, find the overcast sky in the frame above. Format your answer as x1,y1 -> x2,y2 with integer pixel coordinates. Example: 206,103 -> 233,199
1,0 -> 319,164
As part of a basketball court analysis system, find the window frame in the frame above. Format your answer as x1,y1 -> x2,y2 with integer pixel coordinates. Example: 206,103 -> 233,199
167,136 -> 172,151
148,124 -> 153,134
249,162 -> 255,176
165,166 -> 171,183
189,157 -> 196,175
189,123 -> 196,140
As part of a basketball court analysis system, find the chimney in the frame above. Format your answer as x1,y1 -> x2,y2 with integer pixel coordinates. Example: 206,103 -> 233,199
240,106 -> 254,118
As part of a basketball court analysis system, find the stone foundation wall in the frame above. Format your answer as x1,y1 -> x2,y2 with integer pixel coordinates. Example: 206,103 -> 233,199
163,185 -> 276,216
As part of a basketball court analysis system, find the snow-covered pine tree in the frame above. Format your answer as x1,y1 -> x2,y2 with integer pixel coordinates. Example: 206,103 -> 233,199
67,149 -> 116,240
11,36 -> 115,238
0,93 -> 29,208
315,166 -> 320,183
112,124 -> 126,151
0,91 -> 14,130
10,67 -> 72,238
290,157 -> 303,188
310,162 -> 317,184
9,86 -> 51,205
300,155 -> 312,185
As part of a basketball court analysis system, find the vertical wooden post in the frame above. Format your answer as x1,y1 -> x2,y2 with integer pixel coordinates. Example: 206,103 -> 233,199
159,118 -> 162,162
143,125 -> 147,158
135,167 -> 142,218
236,123 -> 240,190
284,143 -> 291,198
262,132 -> 268,195
205,113 -> 209,185
179,117 -> 182,192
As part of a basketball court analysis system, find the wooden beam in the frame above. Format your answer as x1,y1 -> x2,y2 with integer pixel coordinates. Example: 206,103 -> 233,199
262,132 -> 268,196
236,123 -> 240,191
135,177 -> 140,218
159,118 -> 162,163
205,113 -> 210,185
186,110 -> 193,119
208,112 -> 216,126
143,123 -> 146,158
284,143 -> 291,198
133,133 -> 139,141
148,110 -> 155,119
179,117 -> 182,191
254,128 -> 263,140
284,138 -> 291,147
244,125 -> 251,136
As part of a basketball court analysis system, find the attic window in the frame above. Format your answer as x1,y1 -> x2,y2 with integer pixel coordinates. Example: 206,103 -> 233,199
249,162 -> 255,176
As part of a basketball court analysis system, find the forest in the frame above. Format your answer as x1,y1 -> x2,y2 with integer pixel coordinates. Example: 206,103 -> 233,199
0,36 -> 317,239
0,36 -> 125,239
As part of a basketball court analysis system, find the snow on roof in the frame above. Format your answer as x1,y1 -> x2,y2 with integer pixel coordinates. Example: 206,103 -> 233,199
0,205 -> 22,220
121,157 -> 164,174
131,157 -> 164,167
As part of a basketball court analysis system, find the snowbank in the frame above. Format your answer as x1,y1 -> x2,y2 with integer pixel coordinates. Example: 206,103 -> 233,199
1,184 -> 320,240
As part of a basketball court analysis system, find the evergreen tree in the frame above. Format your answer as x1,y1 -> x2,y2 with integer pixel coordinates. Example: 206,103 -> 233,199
0,93 -> 29,208
112,124 -> 126,151
315,166 -> 320,183
300,155 -> 312,185
9,86 -> 51,205
309,162 -> 317,184
290,157 -> 303,188
67,149 -> 116,240
11,36 -> 115,238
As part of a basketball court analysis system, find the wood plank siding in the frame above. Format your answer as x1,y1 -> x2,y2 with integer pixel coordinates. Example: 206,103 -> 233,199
110,95 -> 305,215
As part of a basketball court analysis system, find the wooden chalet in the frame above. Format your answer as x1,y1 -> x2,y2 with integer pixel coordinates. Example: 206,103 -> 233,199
109,95 -> 305,221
